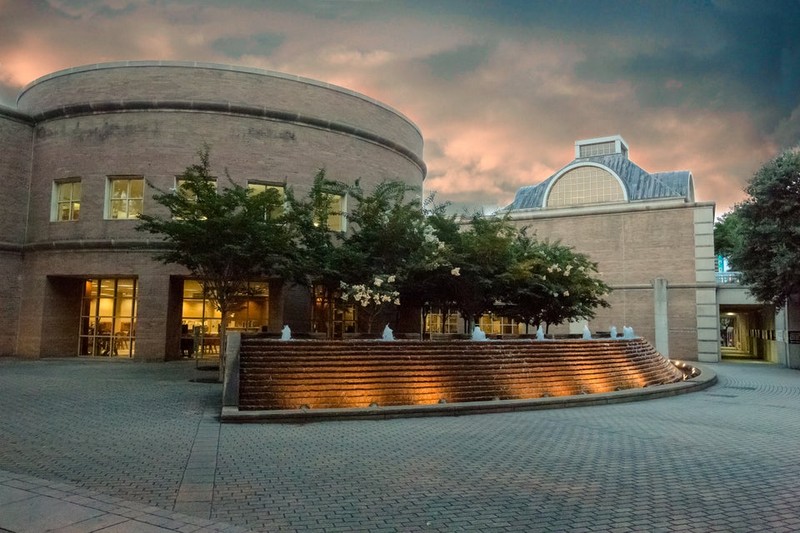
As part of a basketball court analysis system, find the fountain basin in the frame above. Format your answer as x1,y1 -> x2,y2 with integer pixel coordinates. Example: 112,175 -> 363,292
223,337 -> 702,420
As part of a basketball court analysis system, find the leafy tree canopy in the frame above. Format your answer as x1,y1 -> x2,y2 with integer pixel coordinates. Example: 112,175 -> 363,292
136,147 -> 293,374
714,210 -> 744,259
730,148 -> 800,307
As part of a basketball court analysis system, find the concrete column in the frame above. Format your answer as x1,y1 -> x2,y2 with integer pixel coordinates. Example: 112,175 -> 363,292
653,278 -> 669,357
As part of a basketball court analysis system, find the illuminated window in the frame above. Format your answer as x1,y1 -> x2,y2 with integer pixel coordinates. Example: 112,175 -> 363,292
106,176 -> 144,219
247,182 -> 285,219
52,179 -> 81,221
180,280 -> 270,357
79,278 -> 137,357
425,311 -> 459,334
175,176 -> 217,202
312,284 -> 356,338
479,314 -> 525,336
314,193 -> 347,232
546,166 -> 625,208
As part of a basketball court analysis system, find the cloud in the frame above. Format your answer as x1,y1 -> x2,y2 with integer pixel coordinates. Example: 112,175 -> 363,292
212,33 -> 285,59
422,43 -> 493,80
0,0 -> 796,217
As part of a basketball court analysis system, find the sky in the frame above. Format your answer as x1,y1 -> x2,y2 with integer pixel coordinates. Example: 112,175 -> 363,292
1,0 -> 799,215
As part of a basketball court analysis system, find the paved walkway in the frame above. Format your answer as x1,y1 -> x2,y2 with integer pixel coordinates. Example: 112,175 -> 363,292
1,357 -> 799,532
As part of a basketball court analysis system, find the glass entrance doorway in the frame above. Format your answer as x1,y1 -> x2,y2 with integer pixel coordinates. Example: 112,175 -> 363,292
180,280 -> 270,357
79,278 -> 137,357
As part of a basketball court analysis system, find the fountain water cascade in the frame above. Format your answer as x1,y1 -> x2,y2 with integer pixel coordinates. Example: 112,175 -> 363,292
280,325 -> 292,341
471,326 -> 488,341
382,324 -> 395,341
232,336 -> 693,413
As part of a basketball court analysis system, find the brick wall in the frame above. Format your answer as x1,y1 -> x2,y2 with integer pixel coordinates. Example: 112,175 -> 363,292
0,111 -> 33,355
508,203 -> 716,360
7,63 -> 426,359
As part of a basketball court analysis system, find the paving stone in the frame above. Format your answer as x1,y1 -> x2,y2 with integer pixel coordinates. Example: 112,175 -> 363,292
2,359 -> 800,531
0,495 -> 104,532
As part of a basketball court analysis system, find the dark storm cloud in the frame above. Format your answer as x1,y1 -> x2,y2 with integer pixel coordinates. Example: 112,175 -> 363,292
1,0 -> 798,213
212,33 -> 285,59
422,43 -> 493,80
570,1 -> 800,140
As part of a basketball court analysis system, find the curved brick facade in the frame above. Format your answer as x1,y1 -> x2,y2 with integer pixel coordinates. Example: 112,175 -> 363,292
1,62 -> 426,359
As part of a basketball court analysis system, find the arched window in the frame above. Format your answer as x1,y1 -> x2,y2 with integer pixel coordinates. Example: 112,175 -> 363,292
545,165 -> 626,208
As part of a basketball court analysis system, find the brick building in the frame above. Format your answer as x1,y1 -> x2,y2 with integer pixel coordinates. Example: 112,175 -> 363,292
496,135 -> 720,362
2,63 -> 794,366
0,61 -> 425,360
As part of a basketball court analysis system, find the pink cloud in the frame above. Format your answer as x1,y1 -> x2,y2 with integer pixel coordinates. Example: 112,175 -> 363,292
0,1 -> 782,217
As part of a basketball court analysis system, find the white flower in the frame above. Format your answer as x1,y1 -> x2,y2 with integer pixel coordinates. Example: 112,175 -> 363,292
387,275 -> 396,283
374,278 -> 383,287
394,298 -> 400,305
451,267 -> 461,276
563,291 -> 570,297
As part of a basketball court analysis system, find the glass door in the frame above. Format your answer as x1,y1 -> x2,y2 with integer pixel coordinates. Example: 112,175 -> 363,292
79,278 -> 137,357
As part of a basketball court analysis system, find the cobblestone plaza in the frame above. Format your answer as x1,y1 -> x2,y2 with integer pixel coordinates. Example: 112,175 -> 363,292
1,358 -> 799,532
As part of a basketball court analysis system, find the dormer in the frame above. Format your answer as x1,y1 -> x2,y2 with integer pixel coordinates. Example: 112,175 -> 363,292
575,135 -> 629,160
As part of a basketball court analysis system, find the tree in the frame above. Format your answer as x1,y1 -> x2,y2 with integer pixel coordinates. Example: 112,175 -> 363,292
445,214 -> 517,331
496,230 -> 610,334
136,147 -> 292,379
341,181 -> 454,333
341,180 -> 428,283
340,274 -> 401,334
730,148 -> 800,307
283,170 -> 353,336
399,196 -> 462,334
533,240 -> 611,333
714,210 -> 743,259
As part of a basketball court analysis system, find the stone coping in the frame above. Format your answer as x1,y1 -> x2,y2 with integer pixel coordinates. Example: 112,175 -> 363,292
221,360 -> 716,423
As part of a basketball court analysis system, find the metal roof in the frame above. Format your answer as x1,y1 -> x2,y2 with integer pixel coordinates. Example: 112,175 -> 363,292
502,153 -> 693,211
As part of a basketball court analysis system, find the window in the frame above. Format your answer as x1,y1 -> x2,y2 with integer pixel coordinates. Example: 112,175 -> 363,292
314,192 -> 347,232
180,280 -> 270,357
425,310 -> 460,334
79,278 -> 137,357
107,176 -> 144,219
479,314 -> 525,336
52,179 -> 81,221
546,166 -> 625,208
579,141 -> 616,158
247,182 -> 285,219
312,284 -> 356,338
176,176 -> 217,202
